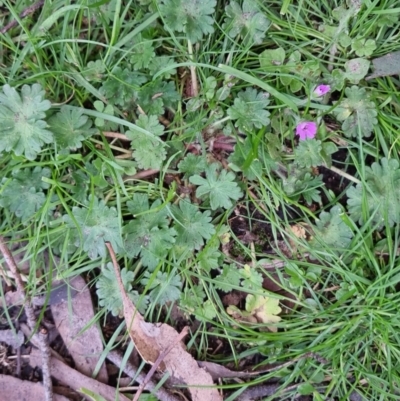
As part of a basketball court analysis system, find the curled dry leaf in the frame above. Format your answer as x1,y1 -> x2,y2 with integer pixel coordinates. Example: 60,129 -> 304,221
105,242 -> 222,401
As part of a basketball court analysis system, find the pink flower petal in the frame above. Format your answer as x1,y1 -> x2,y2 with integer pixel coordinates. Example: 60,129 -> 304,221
296,121 -> 317,140
313,84 -> 331,97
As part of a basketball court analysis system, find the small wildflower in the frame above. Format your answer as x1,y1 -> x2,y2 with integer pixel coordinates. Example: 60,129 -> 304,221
313,84 -> 331,97
296,121 -> 317,141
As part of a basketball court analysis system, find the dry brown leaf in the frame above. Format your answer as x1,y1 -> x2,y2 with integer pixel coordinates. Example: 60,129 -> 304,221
51,276 -> 108,383
286,223 -> 311,254
0,374 -> 69,401
366,50 -> 400,80
106,243 -> 222,401
30,348 -> 130,401
290,224 -> 306,240
0,329 -> 24,348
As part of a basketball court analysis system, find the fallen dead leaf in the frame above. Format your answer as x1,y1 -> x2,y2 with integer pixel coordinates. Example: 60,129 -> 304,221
290,224 -> 307,240
51,276 -> 108,383
366,50 -> 400,80
30,348 -> 129,401
106,242 -> 222,401
0,374 -> 69,401
0,329 -> 24,348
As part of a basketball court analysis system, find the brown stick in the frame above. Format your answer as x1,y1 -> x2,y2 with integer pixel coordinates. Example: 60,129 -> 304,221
0,0 -> 45,34
132,327 -> 189,401
0,237 -> 36,329
123,169 -> 160,181
0,236 -> 53,401
102,131 -> 130,141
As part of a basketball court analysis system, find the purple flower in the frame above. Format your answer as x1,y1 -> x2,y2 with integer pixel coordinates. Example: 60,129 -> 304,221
313,84 -> 331,97
296,121 -> 317,140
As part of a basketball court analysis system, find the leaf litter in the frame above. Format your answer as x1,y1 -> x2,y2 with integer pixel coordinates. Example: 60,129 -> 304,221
105,242 -> 222,401
51,275 -> 108,383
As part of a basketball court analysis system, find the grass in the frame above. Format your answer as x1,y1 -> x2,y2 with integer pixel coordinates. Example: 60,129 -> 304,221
1,0 -> 400,399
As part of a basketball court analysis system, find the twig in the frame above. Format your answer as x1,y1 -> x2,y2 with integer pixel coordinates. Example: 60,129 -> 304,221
236,354 -> 327,401
326,164 -> 361,185
20,323 -> 67,364
0,236 -> 53,401
123,169 -> 160,181
132,327 -> 189,401
39,327 -> 52,398
107,350 -> 182,401
187,40 -> 198,97
0,0 -> 45,34
115,153 -> 133,159
237,384 -> 280,401
105,242 -> 119,275
0,237 -> 36,327
15,321 -> 21,378
103,131 -> 130,141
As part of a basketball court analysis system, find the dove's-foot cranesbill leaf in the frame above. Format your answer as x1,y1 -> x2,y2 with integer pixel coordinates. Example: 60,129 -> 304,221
0,84 -> 52,160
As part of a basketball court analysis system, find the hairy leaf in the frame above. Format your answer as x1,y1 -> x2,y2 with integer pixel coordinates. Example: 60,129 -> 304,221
351,38 -> 376,57
180,285 -> 206,313
82,60 -> 106,82
229,136 -> 263,180
214,264 -> 241,292
137,80 -> 180,115
124,194 -> 176,270
96,263 -> 148,316
63,197 -> 123,259
311,206 -> 354,252
0,166 -> 51,222
281,162 -> 323,204
367,50 -> 400,80
189,163 -> 243,210
140,271 -> 181,305
48,106 -> 97,150
126,115 -> 166,169
346,157 -> 400,227
148,56 -> 177,79
159,0 -> 216,43
130,34 -> 155,70
333,86 -> 377,137
172,200 -> 215,250
224,0 -> 270,46
259,47 -> 286,71
100,67 -> 147,108
227,293 -> 282,332
0,84 -> 52,160
344,58 -> 370,84
227,88 -> 270,131
239,264 -> 264,289
178,154 -> 207,178
294,139 -> 325,168
195,299 -> 217,322
197,238 -> 222,272
93,101 -> 118,130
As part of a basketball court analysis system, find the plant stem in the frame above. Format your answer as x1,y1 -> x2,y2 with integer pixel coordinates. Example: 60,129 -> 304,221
187,39 -> 198,97
326,165 -> 361,185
